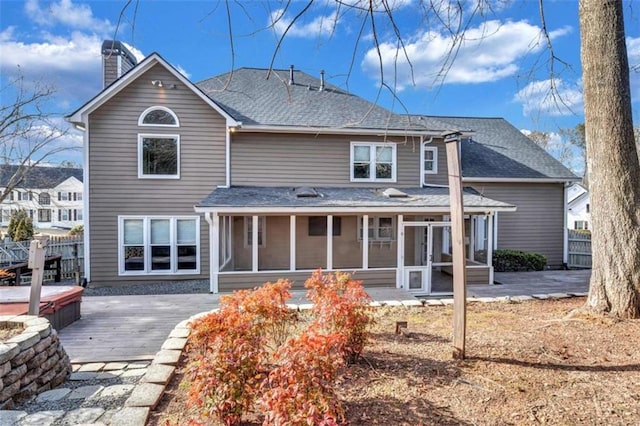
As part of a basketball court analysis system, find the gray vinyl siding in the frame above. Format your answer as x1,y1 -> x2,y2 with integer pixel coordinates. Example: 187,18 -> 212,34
218,269 -> 396,292
88,63 -> 227,286
469,182 -> 565,268
231,133 -> 449,187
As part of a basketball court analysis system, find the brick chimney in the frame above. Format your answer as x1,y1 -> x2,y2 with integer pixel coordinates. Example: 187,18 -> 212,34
101,40 -> 138,88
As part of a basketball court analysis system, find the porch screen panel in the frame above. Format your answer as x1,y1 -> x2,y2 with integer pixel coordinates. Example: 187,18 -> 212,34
296,216 -> 326,270
259,216 -> 289,271
332,216 -> 362,269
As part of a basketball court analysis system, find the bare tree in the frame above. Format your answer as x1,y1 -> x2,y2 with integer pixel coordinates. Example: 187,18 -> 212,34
580,0 -> 640,318
0,71 -> 75,202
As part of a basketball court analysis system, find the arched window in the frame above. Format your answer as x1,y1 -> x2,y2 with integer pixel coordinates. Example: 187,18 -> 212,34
138,106 -> 179,127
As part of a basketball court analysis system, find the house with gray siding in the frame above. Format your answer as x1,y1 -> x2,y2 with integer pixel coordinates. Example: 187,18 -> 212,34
67,42 -> 577,294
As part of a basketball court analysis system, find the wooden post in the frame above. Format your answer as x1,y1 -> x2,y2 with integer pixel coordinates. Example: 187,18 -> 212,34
28,237 -> 47,316
444,132 -> 467,360
73,242 -> 81,286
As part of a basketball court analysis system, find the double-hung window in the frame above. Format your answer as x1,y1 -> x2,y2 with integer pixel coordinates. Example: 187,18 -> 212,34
351,142 -> 396,182
421,145 -> 438,184
244,216 -> 266,247
119,216 -> 199,275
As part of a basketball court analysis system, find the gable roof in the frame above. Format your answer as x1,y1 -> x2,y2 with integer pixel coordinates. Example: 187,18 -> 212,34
0,166 -> 83,189
67,53 -> 238,127
412,116 -> 578,181
196,68 -> 435,134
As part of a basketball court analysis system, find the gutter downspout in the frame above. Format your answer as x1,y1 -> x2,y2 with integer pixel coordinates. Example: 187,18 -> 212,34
563,182 -> 569,268
82,116 -> 90,283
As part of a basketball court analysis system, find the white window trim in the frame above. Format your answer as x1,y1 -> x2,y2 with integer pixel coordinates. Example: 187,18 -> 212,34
357,215 -> 396,241
421,144 -> 438,185
137,133 -> 181,179
118,215 -> 200,276
350,142 -> 397,183
138,106 -> 180,127
244,216 -> 266,248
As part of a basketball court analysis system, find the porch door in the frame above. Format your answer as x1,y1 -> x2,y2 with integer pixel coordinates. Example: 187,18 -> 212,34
403,222 -> 453,294
428,223 -> 453,294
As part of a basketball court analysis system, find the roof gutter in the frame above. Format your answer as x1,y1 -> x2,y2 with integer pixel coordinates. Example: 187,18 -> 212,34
194,205 -> 517,215
230,124 -> 474,138
463,177 -> 580,183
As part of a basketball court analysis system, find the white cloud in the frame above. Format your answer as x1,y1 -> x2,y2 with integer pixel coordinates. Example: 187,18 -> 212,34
122,41 -> 145,63
341,0 -> 413,11
513,78 -> 583,117
174,64 -> 191,80
25,0 -> 114,33
270,8 -> 339,38
361,19 -> 572,89
0,29 -> 105,103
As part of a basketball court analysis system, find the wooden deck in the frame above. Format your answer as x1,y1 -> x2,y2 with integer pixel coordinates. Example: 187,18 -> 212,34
57,288 -> 417,363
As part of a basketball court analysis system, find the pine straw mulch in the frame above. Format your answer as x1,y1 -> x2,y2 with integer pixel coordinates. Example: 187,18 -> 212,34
149,297 -> 640,425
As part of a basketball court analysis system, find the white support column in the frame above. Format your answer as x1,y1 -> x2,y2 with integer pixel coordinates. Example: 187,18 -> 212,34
326,215 -> 333,270
289,215 -> 296,271
210,213 -> 220,293
493,212 -> 499,249
563,182 -> 569,266
396,214 -> 404,288
252,215 -> 259,272
487,213 -> 494,285
362,214 -> 369,269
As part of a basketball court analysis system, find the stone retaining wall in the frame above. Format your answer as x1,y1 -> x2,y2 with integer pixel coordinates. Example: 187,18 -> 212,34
0,315 -> 71,409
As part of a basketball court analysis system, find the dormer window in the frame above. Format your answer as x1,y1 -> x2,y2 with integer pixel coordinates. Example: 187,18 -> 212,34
138,106 -> 179,127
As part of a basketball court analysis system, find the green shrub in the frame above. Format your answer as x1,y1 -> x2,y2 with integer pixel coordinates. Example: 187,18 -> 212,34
69,224 -> 84,236
7,209 -> 34,241
492,249 -> 547,272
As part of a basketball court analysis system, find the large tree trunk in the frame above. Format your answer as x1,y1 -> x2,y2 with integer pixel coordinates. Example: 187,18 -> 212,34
579,0 -> 640,317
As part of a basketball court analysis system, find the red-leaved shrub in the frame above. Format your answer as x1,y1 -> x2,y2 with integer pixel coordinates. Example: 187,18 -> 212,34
187,279 -> 294,425
259,330 -> 346,426
305,270 -> 373,363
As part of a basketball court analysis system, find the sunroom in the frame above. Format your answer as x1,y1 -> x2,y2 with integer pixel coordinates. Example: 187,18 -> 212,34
195,186 -> 516,294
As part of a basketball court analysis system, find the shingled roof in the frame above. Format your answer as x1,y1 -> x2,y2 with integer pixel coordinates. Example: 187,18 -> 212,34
0,165 -> 83,189
196,68 -> 575,181
197,68 -> 429,132
421,116 -> 578,180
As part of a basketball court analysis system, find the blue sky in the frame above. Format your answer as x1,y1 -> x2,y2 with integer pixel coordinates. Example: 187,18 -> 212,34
1,0 -> 639,167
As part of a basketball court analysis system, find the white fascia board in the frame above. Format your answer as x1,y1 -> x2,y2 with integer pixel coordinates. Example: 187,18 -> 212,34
462,177 -> 580,183
67,53 -> 238,127
232,124 -> 442,138
194,205 -> 517,215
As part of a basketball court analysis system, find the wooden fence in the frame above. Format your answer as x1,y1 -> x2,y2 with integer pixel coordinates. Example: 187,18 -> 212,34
567,229 -> 592,269
0,236 -> 83,284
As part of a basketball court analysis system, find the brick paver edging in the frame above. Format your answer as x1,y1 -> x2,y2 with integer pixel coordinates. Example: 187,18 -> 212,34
135,290 -> 589,424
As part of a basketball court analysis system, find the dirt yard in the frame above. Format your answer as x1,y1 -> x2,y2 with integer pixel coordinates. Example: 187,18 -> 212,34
149,297 -> 640,425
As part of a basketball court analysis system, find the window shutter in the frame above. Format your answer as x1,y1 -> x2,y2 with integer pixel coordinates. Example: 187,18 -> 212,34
58,192 -> 61,201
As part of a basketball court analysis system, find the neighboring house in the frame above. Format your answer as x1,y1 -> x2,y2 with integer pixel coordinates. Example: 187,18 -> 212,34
67,41 -> 578,293
0,165 -> 84,231
567,183 -> 590,230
